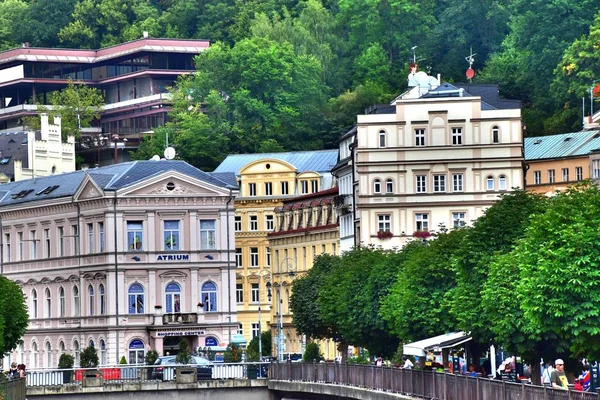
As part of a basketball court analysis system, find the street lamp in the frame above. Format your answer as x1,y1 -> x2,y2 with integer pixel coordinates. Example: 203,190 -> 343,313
112,134 -> 127,164
277,258 -> 296,362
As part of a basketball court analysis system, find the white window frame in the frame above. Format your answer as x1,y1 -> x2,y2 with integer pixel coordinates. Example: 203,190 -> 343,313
249,215 -> 258,231
433,175 -> 446,192
250,247 -> 259,267
415,128 -> 425,146
576,166 -> 583,181
235,248 -> 242,267
416,175 -> 427,193
281,181 -> 289,195
251,283 -> 259,303
127,221 -> 143,251
548,169 -> 555,183
452,174 -> 463,192
499,175 -> 507,191
301,180 -> 309,194
98,222 -> 105,252
44,229 -> 50,258
30,230 -> 37,260
492,126 -> 500,143
415,213 -> 429,231
234,216 -> 242,232
452,212 -> 466,228
200,220 -> 216,250
385,179 -> 393,194
236,283 -> 243,303
562,168 -> 569,182
265,215 -> 274,231
533,171 -> 541,185
5,233 -> 10,262
164,220 -> 180,250
248,183 -> 257,196
451,127 -> 463,145
374,179 -> 381,194
311,180 -> 319,193
377,214 -> 391,232
88,223 -> 94,254
486,176 -> 495,191
379,130 -> 386,147
265,182 -> 273,196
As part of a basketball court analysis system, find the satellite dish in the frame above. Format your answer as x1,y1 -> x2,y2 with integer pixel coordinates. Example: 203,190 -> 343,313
466,68 -> 475,80
150,155 -> 160,161
164,147 -> 176,160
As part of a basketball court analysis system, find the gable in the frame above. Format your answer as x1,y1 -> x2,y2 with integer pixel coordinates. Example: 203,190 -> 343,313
78,180 -> 104,200
239,159 -> 297,176
120,174 -> 228,197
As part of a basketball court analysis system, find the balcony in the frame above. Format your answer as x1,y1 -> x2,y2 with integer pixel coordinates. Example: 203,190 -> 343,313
162,313 -> 197,325
333,194 -> 351,208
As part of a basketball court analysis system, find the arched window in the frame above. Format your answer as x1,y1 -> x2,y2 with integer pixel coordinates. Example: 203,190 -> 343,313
32,289 -> 38,319
486,176 -> 495,191
499,175 -> 507,190
386,179 -> 393,194
492,126 -> 500,143
201,282 -> 218,312
19,343 -> 24,364
73,340 -> 80,367
373,179 -> 381,194
73,286 -> 80,317
59,287 -> 65,317
45,288 -> 51,318
89,339 -> 95,348
32,341 -> 39,369
165,282 -> 181,313
99,284 -> 105,315
128,339 -> 145,365
128,283 -> 145,314
378,130 -> 386,147
45,341 -> 52,368
59,341 -> 65,355
99,339 -> 106,366
88,285 -> 94,316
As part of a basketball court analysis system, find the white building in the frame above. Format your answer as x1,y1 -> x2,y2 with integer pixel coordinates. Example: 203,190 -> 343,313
0,160 -> 238,369
353,72 -> 524,248
331,128 -> 356,253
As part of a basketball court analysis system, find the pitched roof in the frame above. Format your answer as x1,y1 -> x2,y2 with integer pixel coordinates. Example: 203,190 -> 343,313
213,150 -> 338,176
524,131 -> 600,160
0,131 -> 40,179
0,160 -> 237,206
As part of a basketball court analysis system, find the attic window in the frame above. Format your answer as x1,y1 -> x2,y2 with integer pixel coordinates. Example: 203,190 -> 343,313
0,156 -> 10,164
533,139 -> 542,145
36,185 -> 59,195
564,137 -> 572,142
11,189 -> 34,199
22,138 -> 27,144
594,133 -> 600,139
8,138 -> 15,143
166,182 -> 175,191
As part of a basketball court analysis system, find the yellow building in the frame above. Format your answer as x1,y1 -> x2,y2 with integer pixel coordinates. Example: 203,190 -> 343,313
268,187 -> 340,360
213,150 -> 337,346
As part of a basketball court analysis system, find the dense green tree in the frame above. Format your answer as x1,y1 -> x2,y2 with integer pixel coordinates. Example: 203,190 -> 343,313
450,190 -> 547,351
80,345 -> 99,368
14,0 -> 77,47
0,0 -> 28,51
303,342 -> 323,362
175,339 -> 193,364
381,229 -> 468,343
0,276 -> 28,355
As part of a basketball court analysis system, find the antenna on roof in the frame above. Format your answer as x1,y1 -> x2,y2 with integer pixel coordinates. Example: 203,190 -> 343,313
465,46 -> 476,82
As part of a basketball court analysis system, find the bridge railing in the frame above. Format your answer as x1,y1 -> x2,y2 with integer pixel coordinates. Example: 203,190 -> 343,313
25,362 -> 270,387
0,376 -> 26,400
270,362 -> 599,400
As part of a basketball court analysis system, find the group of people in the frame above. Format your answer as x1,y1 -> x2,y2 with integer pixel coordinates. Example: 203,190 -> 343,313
5,362 -> 26,379
542,359 -> 591,391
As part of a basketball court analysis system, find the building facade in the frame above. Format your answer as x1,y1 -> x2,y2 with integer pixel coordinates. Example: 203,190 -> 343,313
0,113 -> 75,182
1,160 -> 238,369
213,150 -> 337,347
268,188 -> 340,359
0,38 -> 209,165
524,131 -> 600,194
331,128 -> 356,253
354,77 -> 524,248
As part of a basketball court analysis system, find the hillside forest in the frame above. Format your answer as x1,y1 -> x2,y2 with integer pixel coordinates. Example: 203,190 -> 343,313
4,0 -> 600,169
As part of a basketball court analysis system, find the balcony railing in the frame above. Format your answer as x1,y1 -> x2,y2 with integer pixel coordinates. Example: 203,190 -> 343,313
333,194 -> 351,208
162,313 -> 197,325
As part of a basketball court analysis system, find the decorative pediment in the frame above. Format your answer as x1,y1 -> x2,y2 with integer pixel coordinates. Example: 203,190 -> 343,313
121,174 -> 225,197
159,271 -> 187,279
74,175 -> 104,201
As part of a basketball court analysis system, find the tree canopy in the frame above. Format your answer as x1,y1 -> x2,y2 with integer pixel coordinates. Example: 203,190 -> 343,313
0,276 -> 29,355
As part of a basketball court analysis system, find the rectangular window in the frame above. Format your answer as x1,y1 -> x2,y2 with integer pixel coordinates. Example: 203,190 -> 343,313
452,212 -> 466,228
236,284 -> 243,303
251,283 -> 259,303
30,230 -> 37,260
281,181 -> 289,195
416,213 -> 429,231
594,161 -> 600,179
562,168 -> 569,182
237,324 -> 243,335
235,248 -> 242,267
72,224 -> 79,255
249,215 -> 258,231
87,223 -> 94,254
18,232 -> 23,260
234,216 -> 241,232
251,323 -> 260,339
98,222 -> 104,252
266,247 -> 271,266
416,175 -> 427,193
301,181 -> 309,194
43,229 -> 50,258
452,128 -> 463,145
576,166 -> 583,181
249,183 -> 257,196
433,175 -> 446,192
164,220 -> 180,250
265,215 -> 274,231
377,214 -> 391,232
265,182 -> 273,196
415,129 -> 425,146
5,233 -> 10,262
200,220 -> 216,250
250,247 -> 259,267
58,227 -> 64,256
127,221 -> 143,251
533,171 -> 541,185
452,174 -> 463,192
548,169 -> 555,183
379,132 -> 386,147
311,180 -> 319,193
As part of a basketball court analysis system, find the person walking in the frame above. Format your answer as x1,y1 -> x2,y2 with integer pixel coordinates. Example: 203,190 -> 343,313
551,359 -> 568,390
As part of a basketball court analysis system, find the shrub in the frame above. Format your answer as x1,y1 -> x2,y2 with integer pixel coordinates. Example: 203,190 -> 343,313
145,350 -> 159,365
303,342 -> 322,362
175,339 -> 192,364
119,356 -> 127,365
58,353 -> 75,369
224,343 -> 242,363
80,346 -> 99,368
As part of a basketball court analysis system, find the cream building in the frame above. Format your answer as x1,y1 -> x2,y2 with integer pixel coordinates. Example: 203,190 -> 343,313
1,160 -> 238,369
268,187 -> 340,360
354,76 -> 524,248
0,113 -> 74,182
213,150 -> 337,346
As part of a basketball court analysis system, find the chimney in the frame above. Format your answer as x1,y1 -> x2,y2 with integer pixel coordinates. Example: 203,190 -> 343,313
143,31 -> 149,39
40,113 -> 49,141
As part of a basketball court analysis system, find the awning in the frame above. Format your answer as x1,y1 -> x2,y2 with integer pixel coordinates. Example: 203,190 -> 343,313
403,331 -> 472,357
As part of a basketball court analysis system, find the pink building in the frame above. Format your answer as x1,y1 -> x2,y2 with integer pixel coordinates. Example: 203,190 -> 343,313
0,160 -> 238,369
